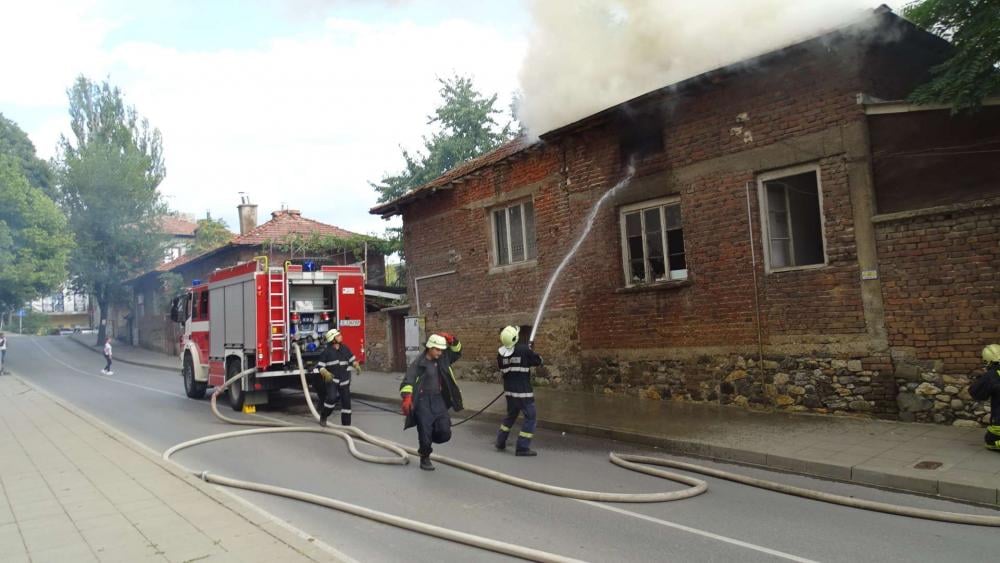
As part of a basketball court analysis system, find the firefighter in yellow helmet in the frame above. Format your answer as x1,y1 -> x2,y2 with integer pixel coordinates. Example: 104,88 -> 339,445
317,328 -> 361,427
495,326 -> 544,456
970,344 -> 1000,451
399,332 -> 464,470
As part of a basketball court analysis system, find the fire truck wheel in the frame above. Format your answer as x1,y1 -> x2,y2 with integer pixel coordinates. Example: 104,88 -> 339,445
183,353 -> 206,399
228,361 -> 246,411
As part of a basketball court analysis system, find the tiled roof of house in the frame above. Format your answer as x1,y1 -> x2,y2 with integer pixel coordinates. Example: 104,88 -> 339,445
159,215 -> 198,237
369,135 -> 540,217
233,209 -> 360,244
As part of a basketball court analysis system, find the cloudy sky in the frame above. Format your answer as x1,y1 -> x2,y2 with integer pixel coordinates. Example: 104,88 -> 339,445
3,1 -> 901,238
2,0 -> 529,236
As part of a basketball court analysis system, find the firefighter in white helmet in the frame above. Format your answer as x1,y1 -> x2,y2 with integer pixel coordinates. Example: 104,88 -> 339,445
400,332 -> 464,470
970,344 -> 1000,451
317,328 -> 361,427
495,326 -> 544,456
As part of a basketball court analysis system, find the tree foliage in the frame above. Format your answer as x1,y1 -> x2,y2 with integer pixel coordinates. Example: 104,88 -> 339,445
904,0 -> 1000,111
0,155 -> 74,314
0,113 -> 56,198
56,76 -> 168,344
189,216 -> 233,255
371,74 -> 515,204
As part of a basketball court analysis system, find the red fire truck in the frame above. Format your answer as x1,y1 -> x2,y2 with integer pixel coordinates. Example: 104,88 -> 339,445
170,258 -> 366,410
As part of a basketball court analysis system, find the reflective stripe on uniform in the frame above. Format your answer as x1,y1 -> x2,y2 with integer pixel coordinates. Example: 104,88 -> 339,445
323,403 -> 336,408
339,380 -> 350,387
501,366 -> 531,373
519,431 -> 533,438
505,392 -> 534,398
500,425 -> 511,432
400,384 -> 413,394
348,356 -> 356,362
341,409 -> 352,414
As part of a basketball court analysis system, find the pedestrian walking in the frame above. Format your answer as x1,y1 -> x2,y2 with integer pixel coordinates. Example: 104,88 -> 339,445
971,344 -> 1000,451
400,332 -> 464,471
0,332 -> 7,375
317,329 -> 361,427
101,337 -> 114,375
494,326 -> 544,456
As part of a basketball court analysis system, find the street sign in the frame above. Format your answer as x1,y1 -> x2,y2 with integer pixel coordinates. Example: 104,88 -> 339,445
17,309 -> 25,318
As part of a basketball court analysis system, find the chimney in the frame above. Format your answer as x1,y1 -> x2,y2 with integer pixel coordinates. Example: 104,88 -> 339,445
237,194 -> 258,235
271,209 -> 301,219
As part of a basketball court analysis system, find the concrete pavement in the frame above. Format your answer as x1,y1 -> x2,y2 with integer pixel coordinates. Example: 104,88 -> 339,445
71,334 -> 1000,507
0,372 -> 335,562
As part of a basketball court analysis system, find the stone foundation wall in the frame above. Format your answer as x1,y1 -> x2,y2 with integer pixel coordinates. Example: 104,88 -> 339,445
895,368 -> 992,426
579,353 -> 898,417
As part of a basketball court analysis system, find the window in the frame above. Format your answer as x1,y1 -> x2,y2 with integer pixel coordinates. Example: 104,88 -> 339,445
492,200 -> 536,267
758,167 -> 826,271
620,198 -> 687,286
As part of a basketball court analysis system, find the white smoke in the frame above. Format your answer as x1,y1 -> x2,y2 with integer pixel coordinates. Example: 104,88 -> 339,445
517,0 -> 885,136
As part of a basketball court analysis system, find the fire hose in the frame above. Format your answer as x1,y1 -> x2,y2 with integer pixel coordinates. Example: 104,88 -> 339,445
163,347 -> 1000,563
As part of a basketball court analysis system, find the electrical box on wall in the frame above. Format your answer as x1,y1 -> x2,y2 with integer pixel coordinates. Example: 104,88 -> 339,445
404,316 -> 426,367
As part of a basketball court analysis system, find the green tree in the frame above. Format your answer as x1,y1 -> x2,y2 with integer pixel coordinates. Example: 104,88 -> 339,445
57,76 -> 168,345
0,113 -> 56,198
904,0 -> 1000,111
371,74 -> 515,204
0,155 -> 73,315
189,216 -> 233,255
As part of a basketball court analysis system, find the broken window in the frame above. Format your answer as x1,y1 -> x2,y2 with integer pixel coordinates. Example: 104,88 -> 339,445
620,198 -> 686,286
493,200 -> 537,267
759,167 -> 826,271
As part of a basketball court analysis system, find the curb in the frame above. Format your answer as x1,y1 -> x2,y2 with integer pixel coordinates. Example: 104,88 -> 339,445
68,335 -> 178,373
11,373 -> 351,562
352,391 -> 999,508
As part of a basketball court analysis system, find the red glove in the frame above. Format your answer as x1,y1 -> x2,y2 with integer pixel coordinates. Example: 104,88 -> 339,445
439,332 -> 456,345
401,394 -> 413,416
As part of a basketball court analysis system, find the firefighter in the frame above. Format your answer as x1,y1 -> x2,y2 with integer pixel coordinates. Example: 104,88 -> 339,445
400,332 -> 464,471
494,326 -> 543,456
970,344 -> 1000,451
317,329 -> 360,427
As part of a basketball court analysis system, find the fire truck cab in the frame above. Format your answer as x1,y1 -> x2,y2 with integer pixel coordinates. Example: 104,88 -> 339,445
170,258 -> 365,410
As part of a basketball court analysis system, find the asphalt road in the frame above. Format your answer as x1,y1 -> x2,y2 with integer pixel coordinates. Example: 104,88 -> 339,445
5,335 -> 999,562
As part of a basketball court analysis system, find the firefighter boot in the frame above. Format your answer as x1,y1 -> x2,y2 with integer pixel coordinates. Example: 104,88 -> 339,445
420,456 -> 435,471
319,406 -> 333,427
340,410 -> 352,426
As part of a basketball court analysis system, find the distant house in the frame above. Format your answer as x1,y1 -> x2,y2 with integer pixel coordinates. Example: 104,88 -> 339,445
159,213 -> 199,263
121,202 -> 392,356
370,8 -> 1000,425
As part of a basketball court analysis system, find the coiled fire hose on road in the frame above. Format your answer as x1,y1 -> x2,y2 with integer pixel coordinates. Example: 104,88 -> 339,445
163,347 -> 1000,563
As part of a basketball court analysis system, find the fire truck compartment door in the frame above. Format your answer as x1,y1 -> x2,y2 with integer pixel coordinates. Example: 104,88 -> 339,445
336,274 -> 365,362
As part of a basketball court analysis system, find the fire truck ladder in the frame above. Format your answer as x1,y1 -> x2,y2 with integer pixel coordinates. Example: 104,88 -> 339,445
267,267 -> 288,364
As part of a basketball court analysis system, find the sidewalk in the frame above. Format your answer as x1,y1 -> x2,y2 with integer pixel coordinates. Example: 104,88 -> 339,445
0,374 -> 338,562
70,336 -> 1000,507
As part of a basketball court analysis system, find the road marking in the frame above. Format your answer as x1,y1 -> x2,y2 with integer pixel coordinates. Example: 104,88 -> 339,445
578,500 -> 819,563
31,338 -> 187,399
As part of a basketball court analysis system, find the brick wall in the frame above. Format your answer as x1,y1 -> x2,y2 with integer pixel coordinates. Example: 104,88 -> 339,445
365,310 -> 389,371
876,204 -> 1000,375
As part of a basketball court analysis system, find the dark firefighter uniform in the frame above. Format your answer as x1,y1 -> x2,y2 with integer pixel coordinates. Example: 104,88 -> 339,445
495,343 -> 543,454
318,342 -> 357,426
970,357 -> 1000,451
400,335 -> 464,465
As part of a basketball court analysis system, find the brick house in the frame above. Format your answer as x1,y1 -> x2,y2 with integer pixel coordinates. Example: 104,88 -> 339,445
125,206 -> 389,356
371,9 -> 1000,424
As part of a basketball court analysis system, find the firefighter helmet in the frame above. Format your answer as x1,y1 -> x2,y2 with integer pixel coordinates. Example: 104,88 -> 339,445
983,344 -> 1000,365
500,325 -> 520,348
426,334 -> 448,350
324,329 -> 341,343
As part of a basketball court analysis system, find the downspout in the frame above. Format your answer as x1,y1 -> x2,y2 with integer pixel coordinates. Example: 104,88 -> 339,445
413,270 -> 457,316
745,181 -> 765,376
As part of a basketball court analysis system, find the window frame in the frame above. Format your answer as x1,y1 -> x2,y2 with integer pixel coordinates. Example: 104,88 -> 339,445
619,196 -> 687,288
756,163 -> 829,274
490,198 -> 537,269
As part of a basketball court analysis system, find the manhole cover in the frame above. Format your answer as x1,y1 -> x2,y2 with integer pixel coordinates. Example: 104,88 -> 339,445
913,461 -> 943,470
